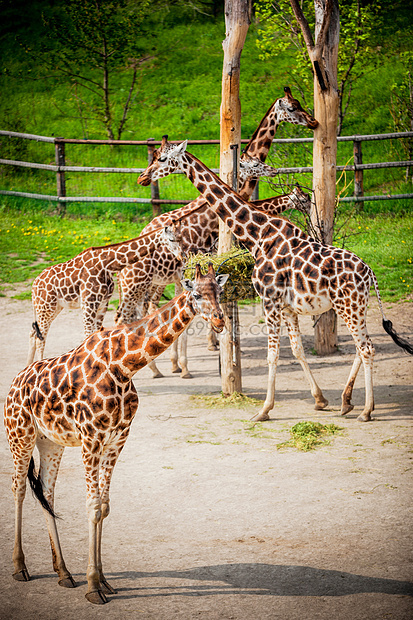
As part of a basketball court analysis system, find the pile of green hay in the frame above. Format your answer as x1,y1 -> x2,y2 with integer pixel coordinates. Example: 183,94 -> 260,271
184,248 -> 257,302
277,421 -> 343,452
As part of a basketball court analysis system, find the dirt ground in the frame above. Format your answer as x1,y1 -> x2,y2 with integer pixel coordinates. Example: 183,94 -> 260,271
0,288 -> 412,620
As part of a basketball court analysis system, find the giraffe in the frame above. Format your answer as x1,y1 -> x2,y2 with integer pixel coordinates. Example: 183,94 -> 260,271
137,137 -> 413,423
27,223 -> 183,365
115,185 -> 312,378
5,263 -> 229,605
115,86 -> 318,377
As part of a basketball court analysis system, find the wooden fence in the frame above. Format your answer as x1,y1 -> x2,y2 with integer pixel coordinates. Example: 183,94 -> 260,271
1,130 -> 412,217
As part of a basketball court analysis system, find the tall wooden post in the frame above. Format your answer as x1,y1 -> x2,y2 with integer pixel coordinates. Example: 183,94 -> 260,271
218,0 -> 251,395
290,0 -> 340,354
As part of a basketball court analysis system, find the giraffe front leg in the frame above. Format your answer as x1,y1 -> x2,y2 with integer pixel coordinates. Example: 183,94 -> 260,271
178,329 -> 192,379
207,321 -> 219,351
95,445 -> 126,596
36,435 -> 76,588
82,449 -> 108,605
282,309 -> 328,410
250,305 -> 281,422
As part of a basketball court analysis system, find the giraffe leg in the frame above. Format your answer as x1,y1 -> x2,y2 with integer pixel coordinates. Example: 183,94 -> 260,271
36,435 -> 76,588
341,353 -> 362,415
96,446 -> 126,596
7,416 -> 37,582
336,307 -> 375,422
207,322 -> 219,351
82,447 -> 108,605
282,309 -> 328,410
178,329 -> 192,379
28,305 -> 62,363
250,304 -> 282,422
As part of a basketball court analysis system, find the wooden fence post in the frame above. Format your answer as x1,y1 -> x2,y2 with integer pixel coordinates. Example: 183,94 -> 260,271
353,139 -> 364,203
147,138 -> 161,218
55,138 -> 66,215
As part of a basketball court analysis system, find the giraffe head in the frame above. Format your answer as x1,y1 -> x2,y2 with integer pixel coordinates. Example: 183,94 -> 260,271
287,185 -> 312,216
239,153 -> 279,184
274,87 -> 319,129
182,263 -> 229,333
162,221 -> 185,262
138,135 -> 187,185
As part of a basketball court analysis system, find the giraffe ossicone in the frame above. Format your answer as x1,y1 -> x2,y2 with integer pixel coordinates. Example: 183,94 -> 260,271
5,262 -> 227,605
138,136 -> 413,423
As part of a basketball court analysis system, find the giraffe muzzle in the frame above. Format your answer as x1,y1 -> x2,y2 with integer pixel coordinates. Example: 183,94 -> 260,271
137,173 -> 151,187
211,311 -> 225,333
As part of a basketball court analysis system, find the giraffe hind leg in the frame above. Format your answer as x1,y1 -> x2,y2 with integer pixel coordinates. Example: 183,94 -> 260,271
341,353 -> 362,416
36,435 -> 76,588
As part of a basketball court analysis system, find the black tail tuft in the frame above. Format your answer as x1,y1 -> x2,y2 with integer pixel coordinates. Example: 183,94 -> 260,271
32,321 -> 44,341
383,319 -> 413,355
27,458 -> 58,518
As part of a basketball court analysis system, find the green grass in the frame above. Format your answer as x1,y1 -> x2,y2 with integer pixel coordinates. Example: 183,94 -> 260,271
277,421 -> 343,452
190,391 -> 263,409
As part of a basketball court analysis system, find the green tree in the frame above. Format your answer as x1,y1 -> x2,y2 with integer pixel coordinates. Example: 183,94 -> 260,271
255,0 -> 384,135
34,0 -> 154,140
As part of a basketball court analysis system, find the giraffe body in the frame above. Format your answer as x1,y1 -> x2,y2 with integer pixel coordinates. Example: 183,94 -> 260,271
137,137 -> 413,423
27,224 -> 182,365
5,264 -> 228,604
115,87 -> 318,377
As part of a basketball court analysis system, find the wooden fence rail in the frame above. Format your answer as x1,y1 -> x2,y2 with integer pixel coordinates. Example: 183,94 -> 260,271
1,130 -> 412,216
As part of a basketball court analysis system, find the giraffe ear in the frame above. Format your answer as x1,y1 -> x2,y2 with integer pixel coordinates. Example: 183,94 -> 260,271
174,140 -> 188,155
181,279 -> 194,292
216,274 -> 229,288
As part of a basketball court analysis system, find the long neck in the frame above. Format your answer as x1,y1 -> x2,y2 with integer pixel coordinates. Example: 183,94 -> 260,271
88,228 -> 163,271
251,194 -> 292,216
239,104 -> 280,200
120,292 -> 196,377
180,152 -> 273,255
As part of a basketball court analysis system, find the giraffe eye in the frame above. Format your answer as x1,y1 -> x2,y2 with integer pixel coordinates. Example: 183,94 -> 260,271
193,293 -> 202,301
159,156 -> 167,163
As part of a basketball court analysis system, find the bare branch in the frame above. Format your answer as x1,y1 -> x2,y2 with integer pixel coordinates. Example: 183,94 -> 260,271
289,0 -> 315,54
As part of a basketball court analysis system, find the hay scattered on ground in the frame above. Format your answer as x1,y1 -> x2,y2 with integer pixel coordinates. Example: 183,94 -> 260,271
190,391 -> 263,409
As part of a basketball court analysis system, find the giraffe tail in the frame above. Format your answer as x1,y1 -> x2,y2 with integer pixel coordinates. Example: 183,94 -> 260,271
32,321 -> 44,341
370,268 -> 413,355
27,457 -> 59,519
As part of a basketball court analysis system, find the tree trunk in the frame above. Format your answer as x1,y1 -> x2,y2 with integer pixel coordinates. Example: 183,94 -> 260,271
218,0 -> 251,395
311,0 -> 340,355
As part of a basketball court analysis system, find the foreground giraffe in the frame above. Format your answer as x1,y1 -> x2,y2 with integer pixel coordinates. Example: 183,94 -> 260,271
27,223 -> 183,364
137,137 -> 413,422
116,87 -> 318,377
5,263 -> 228,605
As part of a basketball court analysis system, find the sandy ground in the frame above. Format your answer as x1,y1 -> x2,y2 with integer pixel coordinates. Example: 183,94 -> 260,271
0,289 -> 412,620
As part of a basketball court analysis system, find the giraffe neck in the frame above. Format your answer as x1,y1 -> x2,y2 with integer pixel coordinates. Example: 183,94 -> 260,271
179,152 -> 272,254
239,107 -> 280,200
119,292 -> 196,377
86,229 -> 163,272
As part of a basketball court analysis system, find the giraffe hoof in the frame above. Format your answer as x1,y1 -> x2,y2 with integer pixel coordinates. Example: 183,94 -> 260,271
181,372 -> 193,379
13,568 -> 30,582
314,397 -> 329,410
341,404 -> 354,416
58,575 -> 77,588
152,372 -> 164,379
100,579 -> 116,594
208,344 -> 219,351
172,367 -> 182,374
250,412 -> 270,422
357,413 -> 372,423
85,589 -> 108,605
